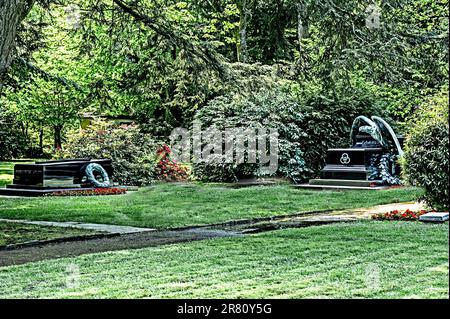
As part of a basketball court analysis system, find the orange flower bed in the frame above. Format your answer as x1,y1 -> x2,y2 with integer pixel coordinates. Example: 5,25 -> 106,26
45,188 -> 127,197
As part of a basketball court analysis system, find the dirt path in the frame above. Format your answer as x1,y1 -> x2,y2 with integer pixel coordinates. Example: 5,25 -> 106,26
0,228 -> 242,267
0,202 -> 424,267
0,218 -> 154,234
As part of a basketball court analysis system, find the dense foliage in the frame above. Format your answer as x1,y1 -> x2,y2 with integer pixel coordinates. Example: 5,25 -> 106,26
0,0 -> 448,202
61,123 -> 161,186
1,0 -> 448,152
61,122 -> 190,185
402,89 -> 449,210
194,80 -> 389,182
0,112 -> 28,160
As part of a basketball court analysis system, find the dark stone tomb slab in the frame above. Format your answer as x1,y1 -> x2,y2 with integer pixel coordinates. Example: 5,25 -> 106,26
0,158 -> 114,197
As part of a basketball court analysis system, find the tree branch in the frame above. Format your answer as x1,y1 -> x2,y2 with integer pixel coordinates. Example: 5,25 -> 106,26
112,0 -> 226,77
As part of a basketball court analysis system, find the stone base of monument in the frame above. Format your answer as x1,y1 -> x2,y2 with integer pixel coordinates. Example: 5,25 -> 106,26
310,179 -> 384,187
0,158 -> 121,197
295,178 -> 390,191
419,212 -> 449,223
294,184 -> 390,191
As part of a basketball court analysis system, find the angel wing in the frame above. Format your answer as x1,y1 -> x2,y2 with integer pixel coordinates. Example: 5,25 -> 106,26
349,115 -> 384,147
371,116 -> 404,156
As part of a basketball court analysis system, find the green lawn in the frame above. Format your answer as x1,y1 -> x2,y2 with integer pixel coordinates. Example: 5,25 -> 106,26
0,222 -> 100,246
0,221 -> 447,298
0,183 -> 421,229
0,162 -> 14,187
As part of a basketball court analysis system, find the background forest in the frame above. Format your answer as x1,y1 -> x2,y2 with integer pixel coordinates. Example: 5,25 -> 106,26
0,0 -> 448,206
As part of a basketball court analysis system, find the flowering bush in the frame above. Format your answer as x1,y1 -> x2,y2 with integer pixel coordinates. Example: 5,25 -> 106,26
61,121 -> 162,186
45,187 -> 127,196
372,209 -> 428,221
155,145 -> 190,181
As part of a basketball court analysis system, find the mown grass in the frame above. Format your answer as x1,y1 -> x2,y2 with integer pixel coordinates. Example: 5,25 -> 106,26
0,221 -> 447,298
0,183 -> 422,229
0,222 -> 100,246
0,162 -> 14,187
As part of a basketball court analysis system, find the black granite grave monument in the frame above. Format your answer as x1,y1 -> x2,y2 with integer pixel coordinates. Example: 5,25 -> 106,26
299,116 -> 404,190
0,158 -> 114,196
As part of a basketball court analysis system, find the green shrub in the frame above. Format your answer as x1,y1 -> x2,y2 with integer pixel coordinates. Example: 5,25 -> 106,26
0,129 -> 27,160
61,122 -> 162,186
193,82 -> 388,183
402,89 -> 449,210
194,155 -> 260,182
193,92 -> 309,182
0,114 -> 28,160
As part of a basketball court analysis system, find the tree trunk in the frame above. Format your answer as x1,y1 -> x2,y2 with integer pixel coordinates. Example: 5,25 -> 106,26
53,125 -> 63,150
297,2 -> 304,54
0,0 -> 35,91
296,1 -> 308,67
238,0 -> 249,63
39,123 -> 43,151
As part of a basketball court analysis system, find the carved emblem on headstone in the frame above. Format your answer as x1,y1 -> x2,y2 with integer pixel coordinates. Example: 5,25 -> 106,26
340,153 -> 351,165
